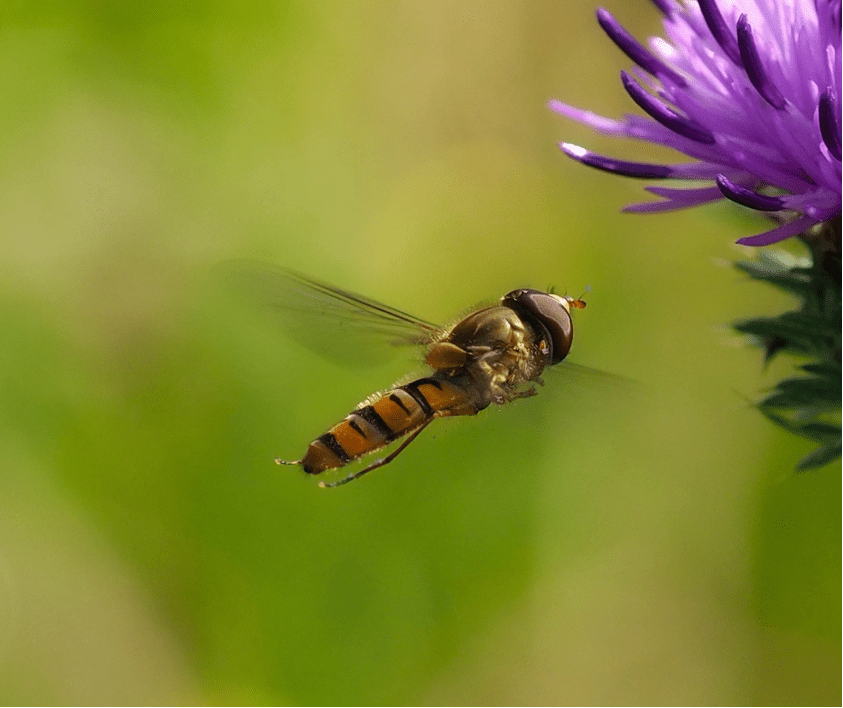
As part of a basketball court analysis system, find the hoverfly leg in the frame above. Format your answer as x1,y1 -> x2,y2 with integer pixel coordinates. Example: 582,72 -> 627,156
318,417 -> 436,488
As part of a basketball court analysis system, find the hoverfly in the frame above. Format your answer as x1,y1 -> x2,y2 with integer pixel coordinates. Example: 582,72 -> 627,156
224,262 -> 586,488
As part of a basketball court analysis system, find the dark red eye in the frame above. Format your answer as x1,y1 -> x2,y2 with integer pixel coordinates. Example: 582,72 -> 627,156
502,289 -> 574,364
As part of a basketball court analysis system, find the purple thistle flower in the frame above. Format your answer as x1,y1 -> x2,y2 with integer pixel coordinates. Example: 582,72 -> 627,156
550,0 -> 842,246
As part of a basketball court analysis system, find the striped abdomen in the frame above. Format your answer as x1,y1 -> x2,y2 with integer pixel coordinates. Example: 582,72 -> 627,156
300,377 -> 477,475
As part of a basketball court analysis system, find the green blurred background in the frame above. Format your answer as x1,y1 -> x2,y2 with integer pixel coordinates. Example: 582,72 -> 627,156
0,1 -> 838,704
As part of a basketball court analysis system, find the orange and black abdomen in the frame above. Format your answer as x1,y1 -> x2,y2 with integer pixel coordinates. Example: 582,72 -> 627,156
301,377 -> 477,475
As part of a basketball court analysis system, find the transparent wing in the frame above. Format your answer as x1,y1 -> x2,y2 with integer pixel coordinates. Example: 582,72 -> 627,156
557,360 -> 636,385
218,259 -> 442,365
550,359 -> 642,400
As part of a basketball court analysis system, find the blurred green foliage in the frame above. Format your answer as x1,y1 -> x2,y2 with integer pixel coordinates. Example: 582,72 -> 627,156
0,1 -> 838,705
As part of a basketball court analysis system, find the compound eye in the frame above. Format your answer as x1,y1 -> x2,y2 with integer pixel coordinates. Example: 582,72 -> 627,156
502,289 -> 574,364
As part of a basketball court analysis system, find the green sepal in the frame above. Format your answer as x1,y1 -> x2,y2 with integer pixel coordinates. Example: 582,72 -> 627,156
732,221 -> 841,471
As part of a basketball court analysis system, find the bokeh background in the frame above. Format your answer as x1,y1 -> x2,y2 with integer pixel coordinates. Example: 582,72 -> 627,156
0,0 -> 838,704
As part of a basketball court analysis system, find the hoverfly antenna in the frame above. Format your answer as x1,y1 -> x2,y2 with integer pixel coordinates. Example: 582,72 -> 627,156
548,283 -> 588,309
568,285 -> 590,310
275,457 -> 301,466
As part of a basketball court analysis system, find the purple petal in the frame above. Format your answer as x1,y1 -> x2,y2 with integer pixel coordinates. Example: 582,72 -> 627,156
736,15 -> 786,110
596,8 -> 687,87
714,134 -> 818,195
735,214 -> 818,246
648,0 -> 674,15
819,89 -> 842,161
657,162 -> 747,180
560,143 -> 672,178
550,98 -> 726,163
620,71 -> 715,144
715,175 -> 785,211
698,0 -> 742,66
623,201 -> 691,213
548,99 -> 631,136
623,201 -> 689,213
646,185 -> 725,201
623,185 -> 725,212
820,0 -> 843,35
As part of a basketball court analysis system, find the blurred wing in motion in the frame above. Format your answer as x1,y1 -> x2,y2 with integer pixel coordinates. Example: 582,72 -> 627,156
218,260 -> 442,365
558,360 -> 637,386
